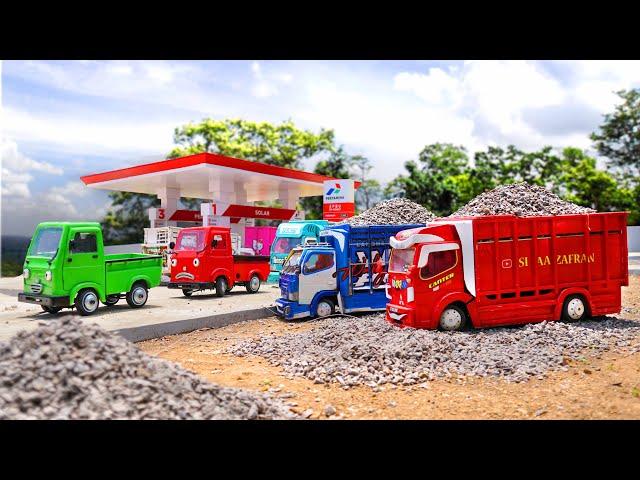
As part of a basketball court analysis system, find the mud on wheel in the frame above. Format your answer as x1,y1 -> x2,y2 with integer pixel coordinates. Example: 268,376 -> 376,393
126,282 -> 148,308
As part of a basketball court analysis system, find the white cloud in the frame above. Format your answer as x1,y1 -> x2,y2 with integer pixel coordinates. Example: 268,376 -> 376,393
1,136 -> 63,175
249,61 -> 293,98
1,168 -> 32,198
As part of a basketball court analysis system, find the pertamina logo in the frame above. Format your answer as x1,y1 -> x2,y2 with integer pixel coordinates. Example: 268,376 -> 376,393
325,183 -> 346,201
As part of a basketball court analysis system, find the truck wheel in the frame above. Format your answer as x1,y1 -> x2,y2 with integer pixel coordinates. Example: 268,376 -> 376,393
316,299 -> 335,318
75,289 -> 99,316
104,295 -> 120,306
182,289 -> 193,297
245,274 -> 261,293
41,305 -> 62,314
562,294 -> 587,322
126,282 -> 148,308
215,277 -> 227,297
439,305 -> 467,331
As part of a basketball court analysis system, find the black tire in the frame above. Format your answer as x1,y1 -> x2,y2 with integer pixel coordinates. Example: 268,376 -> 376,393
126,282 -> 148,308
215,277 -> 227,297
315,298 -> 335,318
41,305 -> 62,314
75,289 -> 100,316
245,274 -> 261,293
562,294 -> 588,322
104,295 -> 120,306
438,304 -> 467,331
182,289 -> 193,297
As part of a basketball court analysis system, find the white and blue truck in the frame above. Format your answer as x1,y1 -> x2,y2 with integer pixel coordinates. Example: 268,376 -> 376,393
267,220 -> 329,283
274,223 -> 422,320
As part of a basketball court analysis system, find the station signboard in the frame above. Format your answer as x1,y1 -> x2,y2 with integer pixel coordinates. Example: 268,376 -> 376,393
323,179 -> 356,221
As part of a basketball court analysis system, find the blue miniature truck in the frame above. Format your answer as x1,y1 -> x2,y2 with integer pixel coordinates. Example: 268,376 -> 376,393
274,223 -> 422,319
267,220 -> 329,283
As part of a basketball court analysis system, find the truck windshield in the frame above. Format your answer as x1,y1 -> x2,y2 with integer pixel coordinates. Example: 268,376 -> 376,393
272,237 -> 302,254
176,230 -> 206,252
282,251 -> 302,273
28,227 -> 63,259
389,248 -> 415,273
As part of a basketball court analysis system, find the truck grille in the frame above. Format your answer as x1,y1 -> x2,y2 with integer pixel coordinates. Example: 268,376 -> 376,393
30,284 -> 43,294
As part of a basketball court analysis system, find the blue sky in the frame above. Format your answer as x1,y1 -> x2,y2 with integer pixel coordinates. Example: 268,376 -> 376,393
2,60 -> 640,236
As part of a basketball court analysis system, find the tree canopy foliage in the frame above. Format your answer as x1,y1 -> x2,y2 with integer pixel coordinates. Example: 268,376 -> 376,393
591,89 -> 640,176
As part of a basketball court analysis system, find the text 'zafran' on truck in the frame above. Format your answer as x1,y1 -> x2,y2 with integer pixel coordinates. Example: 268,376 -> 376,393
385,212 -> 629,330
18,222 -> 162,315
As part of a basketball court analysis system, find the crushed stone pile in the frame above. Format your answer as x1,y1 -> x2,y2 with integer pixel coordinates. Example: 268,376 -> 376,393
230,314 -> 640,386
0,318 -> 296,420
339,197 -> 435,226
451,182 -> 596,217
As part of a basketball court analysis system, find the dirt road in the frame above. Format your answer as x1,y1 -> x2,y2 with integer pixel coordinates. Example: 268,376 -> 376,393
139,276 -> 640,419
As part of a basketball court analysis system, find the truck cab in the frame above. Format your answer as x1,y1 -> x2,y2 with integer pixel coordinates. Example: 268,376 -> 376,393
386,223 -> 466,330
167,226 -> 270,297
19,222 -> 162,315
268,220 -> 329,283
278,243 -> 337,319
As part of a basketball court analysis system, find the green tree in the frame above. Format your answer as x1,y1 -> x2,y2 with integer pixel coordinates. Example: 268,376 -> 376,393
102,118 -> 336,242
556,147 -> 637,221
350,155 -> 382,212
386,143 -> 471,216
591,89 -> 640,176
301,145 -> 351,219
169,118 -> 335,169
101,192 -> 159,244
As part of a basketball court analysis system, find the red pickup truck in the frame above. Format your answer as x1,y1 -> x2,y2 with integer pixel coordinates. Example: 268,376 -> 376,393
167,226 -> 270,297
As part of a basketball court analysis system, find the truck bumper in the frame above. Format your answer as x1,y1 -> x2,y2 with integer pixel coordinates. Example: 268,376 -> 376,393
274,299 -> 311,320
386,304 -> 416,328
18,293 -> 69,308
167,282 -> 214,290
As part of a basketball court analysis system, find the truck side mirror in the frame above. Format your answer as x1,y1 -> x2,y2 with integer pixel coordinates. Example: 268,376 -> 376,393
169,241 -> 175,249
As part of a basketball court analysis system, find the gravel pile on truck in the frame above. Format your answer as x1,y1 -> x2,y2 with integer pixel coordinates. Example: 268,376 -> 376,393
0,319 -> 296,420
230,314 -> 640,386
339,198 -> 436,226
451,182 -> 596,217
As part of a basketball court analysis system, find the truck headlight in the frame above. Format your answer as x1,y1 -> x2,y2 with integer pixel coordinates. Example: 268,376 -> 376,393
23,268 -> 30,279
193,258 -> 200,267
171,258 -> 177,267
45,271 -> 53,281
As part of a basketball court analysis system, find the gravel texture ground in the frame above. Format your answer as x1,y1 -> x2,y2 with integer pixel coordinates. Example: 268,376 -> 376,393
0,318 -> 296,420
230,314 -> 640,386
451,182 -> 596,217
339,198 -> 435,226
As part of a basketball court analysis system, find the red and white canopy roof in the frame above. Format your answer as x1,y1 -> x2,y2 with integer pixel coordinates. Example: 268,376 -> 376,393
81,152 -> 359,202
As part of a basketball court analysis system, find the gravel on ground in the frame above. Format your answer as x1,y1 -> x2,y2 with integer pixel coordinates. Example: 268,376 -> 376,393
229,313 -> 640,386
0,318 -> 297,420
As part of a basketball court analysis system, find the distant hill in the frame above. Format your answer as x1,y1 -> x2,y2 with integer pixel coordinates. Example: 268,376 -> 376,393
1,235 -> 30,277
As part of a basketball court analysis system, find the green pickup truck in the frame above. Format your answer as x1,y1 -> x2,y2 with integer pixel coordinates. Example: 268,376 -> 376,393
18,222 -> 162,316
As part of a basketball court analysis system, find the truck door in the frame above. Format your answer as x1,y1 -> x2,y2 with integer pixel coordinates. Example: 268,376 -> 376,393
63,228 -> 105,291
298,251 -> 336,305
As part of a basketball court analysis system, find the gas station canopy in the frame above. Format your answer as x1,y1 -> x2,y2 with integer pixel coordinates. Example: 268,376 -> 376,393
81,152 -> 360,203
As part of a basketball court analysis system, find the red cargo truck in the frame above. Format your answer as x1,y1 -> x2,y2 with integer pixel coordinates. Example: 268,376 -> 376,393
167,226 -> 270,297
385,212 -> 629,330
